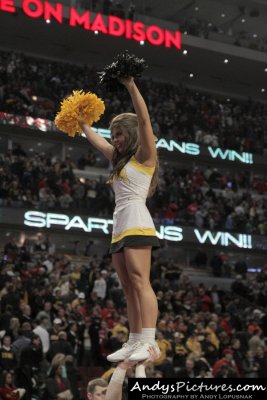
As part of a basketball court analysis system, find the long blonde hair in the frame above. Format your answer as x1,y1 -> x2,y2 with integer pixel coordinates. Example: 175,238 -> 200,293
109,113 -> 158,196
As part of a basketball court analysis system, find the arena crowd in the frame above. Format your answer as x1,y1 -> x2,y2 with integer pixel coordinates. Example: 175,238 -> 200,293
0,234 -> 266,399
1,50 -> 267,154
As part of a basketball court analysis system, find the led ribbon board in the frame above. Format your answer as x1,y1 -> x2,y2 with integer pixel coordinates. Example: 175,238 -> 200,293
0,112 -> 255,164
24,211 -> 253,249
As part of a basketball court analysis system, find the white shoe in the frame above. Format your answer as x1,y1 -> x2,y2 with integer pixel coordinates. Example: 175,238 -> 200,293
129,342 -> 160,362
107,341 -> 141,362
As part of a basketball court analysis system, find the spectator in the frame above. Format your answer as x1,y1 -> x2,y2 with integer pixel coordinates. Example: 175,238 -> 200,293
241,350 -> 259,378
79,316 -> 93,367
19,305 -> 32,326
17,334 -> 42,400
0,336 -> 16,374
67,322 -> 81,358
254,346 -> 267,378
248,329 -> 265,353
65,355 -> 81,400
11,324 -> 32,367
212,349 -> 240,377
176,358 -> 197,378
0,305 -> 13,332
93,271 -> 107,301
33,316 -> 50,355
0,370 -> 25,400
43,364 -> 73,400
47,331 -> 74,361
6,318 -> 20,342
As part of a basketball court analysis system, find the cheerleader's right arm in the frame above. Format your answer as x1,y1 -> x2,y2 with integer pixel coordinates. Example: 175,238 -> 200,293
79,122 -> 114,161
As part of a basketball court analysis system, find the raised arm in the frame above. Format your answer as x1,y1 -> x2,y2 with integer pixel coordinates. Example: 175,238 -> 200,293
120,78 -> 156,166
105,347 -> 160,400
79,122 -> 114,161
105,360 -> 136,400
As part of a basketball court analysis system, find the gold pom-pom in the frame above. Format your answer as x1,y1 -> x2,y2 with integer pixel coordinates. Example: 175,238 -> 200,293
54,90 -> 105,137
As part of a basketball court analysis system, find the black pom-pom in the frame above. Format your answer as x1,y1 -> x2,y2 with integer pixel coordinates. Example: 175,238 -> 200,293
98,50 -> 147,91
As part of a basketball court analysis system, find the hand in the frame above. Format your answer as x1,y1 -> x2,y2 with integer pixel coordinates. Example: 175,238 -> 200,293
77,108 -> 87,126
12,390 -> 19,399
117,359 -> 137,370
138,345 -> 161,367
119,76 -> 134,89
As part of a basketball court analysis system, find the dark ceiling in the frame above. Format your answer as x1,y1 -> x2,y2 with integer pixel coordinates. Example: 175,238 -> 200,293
132,0 -> 267,32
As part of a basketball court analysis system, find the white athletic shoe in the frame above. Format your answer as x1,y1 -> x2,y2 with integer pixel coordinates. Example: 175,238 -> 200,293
107,341 -> 141,362
129,342 -> 161,362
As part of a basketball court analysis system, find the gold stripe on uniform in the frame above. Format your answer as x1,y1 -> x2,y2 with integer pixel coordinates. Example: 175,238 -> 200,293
130,157 -> 155,176
111,227 -> 157,243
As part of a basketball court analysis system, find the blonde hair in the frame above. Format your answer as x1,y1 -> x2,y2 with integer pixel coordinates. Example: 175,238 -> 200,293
109,113 -> 158,196
87,378 -> 108,394
10,317 -> 20,334
51,353 -> 66,367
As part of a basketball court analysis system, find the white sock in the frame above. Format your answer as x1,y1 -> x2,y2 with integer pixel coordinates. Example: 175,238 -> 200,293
135,365 -> 146,378
141,328 -> 156,344
128,333 -> 142,345
111,367 -> 126,384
